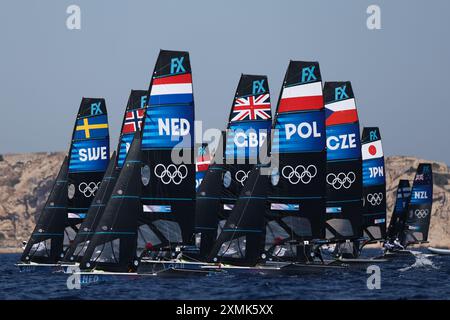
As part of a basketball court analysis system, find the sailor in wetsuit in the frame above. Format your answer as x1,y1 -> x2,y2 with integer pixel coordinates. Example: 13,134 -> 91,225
312,245 -> 324,263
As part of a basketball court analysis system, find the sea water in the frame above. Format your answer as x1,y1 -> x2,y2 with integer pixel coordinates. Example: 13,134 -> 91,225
1,249 -> 449,300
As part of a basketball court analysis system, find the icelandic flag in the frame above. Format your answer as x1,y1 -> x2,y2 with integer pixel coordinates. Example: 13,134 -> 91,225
325,98 -> 358,126
278,81 -> 323,113
362,140 -> 383,160
149,73 -> 193,105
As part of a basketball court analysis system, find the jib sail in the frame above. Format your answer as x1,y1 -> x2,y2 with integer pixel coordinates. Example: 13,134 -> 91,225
194,75 -> 272,258
80,133 -> 142,272
139,50 -> 196,249
401,163 -> 433,246
324,82 -> 362,240
63,152 -> 118,263
386,180 -> 411,241
20,157 -> 69,263
66,98 -> 110,248
208,165 -> 268,266
193,133 -> 226,258
267,61 -> 326,258
361,127 -> 386,242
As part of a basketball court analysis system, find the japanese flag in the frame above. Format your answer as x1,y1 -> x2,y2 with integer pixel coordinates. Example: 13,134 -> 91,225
362,140 -> 383,160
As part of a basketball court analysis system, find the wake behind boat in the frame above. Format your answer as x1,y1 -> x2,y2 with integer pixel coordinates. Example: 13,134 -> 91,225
428,247 -> 450,255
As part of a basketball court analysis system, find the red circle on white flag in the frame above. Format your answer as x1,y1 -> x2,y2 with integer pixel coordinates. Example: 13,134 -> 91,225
369,145 -> 377,155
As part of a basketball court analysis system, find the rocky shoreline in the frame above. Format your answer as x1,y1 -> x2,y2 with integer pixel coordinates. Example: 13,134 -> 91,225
0,152 -> 449,253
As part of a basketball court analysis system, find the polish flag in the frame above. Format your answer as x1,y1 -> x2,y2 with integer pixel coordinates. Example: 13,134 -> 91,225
278,82 -> 323,113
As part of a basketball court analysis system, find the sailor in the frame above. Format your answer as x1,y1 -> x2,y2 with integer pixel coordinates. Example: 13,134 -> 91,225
393,238 -> 404,250
383,241 -> 394,250
312,245 -> 324,263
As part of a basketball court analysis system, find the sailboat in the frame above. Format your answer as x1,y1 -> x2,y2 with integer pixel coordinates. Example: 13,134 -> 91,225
134,50 -> 198,267
72,50 -> 198,277
63,90 -> 147,266
322,82 -> 364,260
386,180 -> 411,245
384,163 -> 433,256
17,98 -> 110,272
330,126 -> 389,263
191,74 -> 272,261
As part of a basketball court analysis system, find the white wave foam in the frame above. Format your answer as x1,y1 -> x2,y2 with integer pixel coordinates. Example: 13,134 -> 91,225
399,251 -> 438,272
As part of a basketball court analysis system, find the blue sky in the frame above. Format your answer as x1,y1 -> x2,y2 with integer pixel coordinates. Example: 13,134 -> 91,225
1,0 -> 449,164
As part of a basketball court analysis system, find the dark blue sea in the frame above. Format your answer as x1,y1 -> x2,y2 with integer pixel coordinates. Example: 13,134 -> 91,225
1,249 -> 449,300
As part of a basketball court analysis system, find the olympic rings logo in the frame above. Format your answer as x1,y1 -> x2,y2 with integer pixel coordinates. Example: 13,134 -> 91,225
235,170 -> 250,186
78,182 -> 101,198
367,192 -> 384,206
154,164 -> 188,185
281,165 -> 317,184
415,209 -> 429,219
326,172 -> 356,190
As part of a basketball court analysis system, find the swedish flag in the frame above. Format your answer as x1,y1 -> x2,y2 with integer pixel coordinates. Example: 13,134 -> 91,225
74,115 -> 109,140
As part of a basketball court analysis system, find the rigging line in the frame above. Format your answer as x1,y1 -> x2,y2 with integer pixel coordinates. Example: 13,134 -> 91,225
219,166 -> 262,263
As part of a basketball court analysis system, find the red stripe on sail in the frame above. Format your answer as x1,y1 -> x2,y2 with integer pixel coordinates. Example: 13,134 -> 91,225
278,95 -> 323,113
197,163 -> 210,172
153,73 -> 192,85
326,110 -> 359,126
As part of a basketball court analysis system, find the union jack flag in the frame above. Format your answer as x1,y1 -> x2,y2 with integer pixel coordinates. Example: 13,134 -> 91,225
123,108 -> 145,134
230,94 -> 271,122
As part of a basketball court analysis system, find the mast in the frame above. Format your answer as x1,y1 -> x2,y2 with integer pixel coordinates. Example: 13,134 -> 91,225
66,98 -> 110,249
386,180 -> 411,241
80,133 -> 143,272
20,157 -> 69,263
267,61 -> 326,259
361,127 -> 386,242
323,82 -> 362,241
401,163 -> 433,247
139,50 -> 196,249
194,75 -> 272,259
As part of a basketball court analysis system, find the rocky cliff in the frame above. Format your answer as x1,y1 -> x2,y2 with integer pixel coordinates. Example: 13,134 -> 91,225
0,153 -> 449,252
